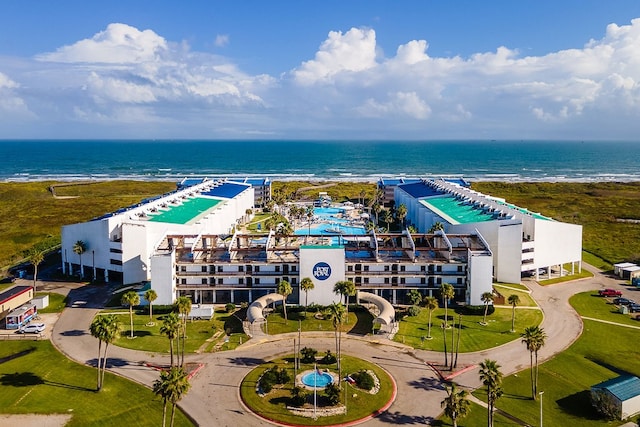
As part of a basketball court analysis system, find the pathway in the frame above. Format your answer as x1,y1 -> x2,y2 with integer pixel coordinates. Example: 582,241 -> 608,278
50,265 -> 625,426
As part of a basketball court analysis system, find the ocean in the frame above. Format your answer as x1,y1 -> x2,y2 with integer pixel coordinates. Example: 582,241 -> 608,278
1,139 -> 639,183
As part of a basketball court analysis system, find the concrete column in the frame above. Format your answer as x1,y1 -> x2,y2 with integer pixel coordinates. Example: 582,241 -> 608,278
392,289 -> 397,305
104,270 -> 109,283
231,290 -> 235,303
249,290 -> 253,302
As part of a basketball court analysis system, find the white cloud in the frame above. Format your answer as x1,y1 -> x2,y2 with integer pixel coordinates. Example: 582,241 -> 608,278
37,23 -> 168,64
4,19 -> 640,138
292,27 -> 378,85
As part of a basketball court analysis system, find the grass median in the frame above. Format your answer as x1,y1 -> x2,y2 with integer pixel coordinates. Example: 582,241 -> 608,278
0,341 -> 192,426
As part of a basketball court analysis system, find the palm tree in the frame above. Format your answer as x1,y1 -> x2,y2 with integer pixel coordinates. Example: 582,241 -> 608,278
424,296 -> 438,339
428,221 -> 445,233
73,240 -> 87,278
481,291 -> 494,325
300,277 -> 314,311
305,205 -> 314,238
440,283 -> 455,328
174,296 -> 192,367
145,289 -> 158,324
381,209 -> 393,231
333,280 -> 356,322
28,249 -> 44,292
407,289 -> 422,306
507,294 -> 520,332
121,291 -> 140,339
521,325 -> 547,400
441,383 -> 471,427
372,202 -> 382,225
277,280 -> 292,323
100,315 -> 120,389
396,203 -> 407,228
160,312 -> 180,367
326,302 -> 346,378
90,315 -> 109,390
479,359 -> 503,427
153,366 -> 191,427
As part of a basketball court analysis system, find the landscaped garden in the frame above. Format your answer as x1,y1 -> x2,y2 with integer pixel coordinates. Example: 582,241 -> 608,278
240,353 -> 394,426
393,305 -> 543,352
0,341 -> 192,426
264,305 -> 374,335
461,291 -> 640,426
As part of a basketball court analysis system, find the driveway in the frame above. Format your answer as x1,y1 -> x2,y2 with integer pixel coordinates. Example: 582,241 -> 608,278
50,266 -> 622,426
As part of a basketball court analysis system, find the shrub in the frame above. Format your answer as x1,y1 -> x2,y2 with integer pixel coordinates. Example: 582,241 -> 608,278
225,303 -> 236,313
460,304 -> 494,316
301,347 -> 318,363
321,350 -> 336,365
324,382 -> 341,406
407,305 -> 421,317
351,370 -> 375,391
290,386 -> 307,407
259,366 -> 290,394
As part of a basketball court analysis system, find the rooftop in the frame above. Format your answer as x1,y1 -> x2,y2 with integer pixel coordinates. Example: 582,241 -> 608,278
422,195 -> 496,225
148,197 -> 222,225
593,375 -> 640,402
201,182 -> 249,199
0,285 -> 31,305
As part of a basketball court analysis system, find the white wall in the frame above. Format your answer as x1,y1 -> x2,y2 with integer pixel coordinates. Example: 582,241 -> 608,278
299,246 -> 346,306
532,219 -> 582,269
468,252 -> 494,305
150,252 -> 176,305
621,393 -> 640,419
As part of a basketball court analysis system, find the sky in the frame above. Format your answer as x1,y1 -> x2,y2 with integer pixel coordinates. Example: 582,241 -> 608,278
2,1 -> 640,140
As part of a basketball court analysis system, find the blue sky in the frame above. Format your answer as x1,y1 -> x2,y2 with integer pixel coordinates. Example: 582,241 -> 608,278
2,1 -> 640,139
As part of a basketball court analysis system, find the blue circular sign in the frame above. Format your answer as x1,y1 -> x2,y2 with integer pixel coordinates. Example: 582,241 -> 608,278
312,262 -> 332,281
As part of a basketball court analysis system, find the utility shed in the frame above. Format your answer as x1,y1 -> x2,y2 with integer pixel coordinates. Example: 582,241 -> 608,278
614,262 -> 636,277
591,375 -> 640,420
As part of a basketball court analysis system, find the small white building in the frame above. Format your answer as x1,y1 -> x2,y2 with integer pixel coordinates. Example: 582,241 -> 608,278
591,375 -> 640,420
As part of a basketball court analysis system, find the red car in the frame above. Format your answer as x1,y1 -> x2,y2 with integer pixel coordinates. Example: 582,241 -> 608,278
598,288 -> 623,297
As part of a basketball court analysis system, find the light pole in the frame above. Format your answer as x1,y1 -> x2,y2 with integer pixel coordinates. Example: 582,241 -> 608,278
539,391 -> 544,427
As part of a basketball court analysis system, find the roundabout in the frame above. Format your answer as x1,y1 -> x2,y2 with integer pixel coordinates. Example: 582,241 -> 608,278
239,353 -> 397,426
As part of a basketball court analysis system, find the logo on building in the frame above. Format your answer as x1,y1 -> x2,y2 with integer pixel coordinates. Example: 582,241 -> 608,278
313,262 -> 331,281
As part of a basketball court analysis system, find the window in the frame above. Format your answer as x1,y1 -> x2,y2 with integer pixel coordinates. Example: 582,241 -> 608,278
421,265 -> 426,272
384,278 -> 389,284
355,277 -> 362,284
437,265 -> 442,272
255,266 -> 260,272
437,277 -> 442,284
457,278 -> 463,284
210,278 -> 215,285
347,265 -> 353,272
457,265 -> 463,272
239,278 -> 244,285
217,266 -> 223,272
255,278 -> 260,285
364,265 -> 369,272
400,265 -> 405,272
180,266 -> 186,272
275,278 -> 280,284
201,266 -> 207,272
384,265 -> 390,272
181,279 -> 186,284
291,265 -> 297,272
110,259 -> 123,266
275,266 -> 280,272
201,278 -> 207,284
218,278 -> 223,285
420,278 -> 426,284
239,265 -> 244,272
363,278 -> 369,284
109,248 -> 123,254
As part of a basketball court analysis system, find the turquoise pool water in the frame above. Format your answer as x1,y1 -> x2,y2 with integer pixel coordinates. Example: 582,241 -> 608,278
301,371 -> 334,388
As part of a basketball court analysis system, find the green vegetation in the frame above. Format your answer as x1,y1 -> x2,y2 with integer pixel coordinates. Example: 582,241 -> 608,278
102,309 -> 247,353
570,291 -> 640,327
394,306 -> 543,352
272,181 -> 376,204
264,306 -> 373,335
0,341 -> 192,426
538,269 -> 593,285
470,291 -> 640,426
472,181 -> 640,267
0,180 -> 175,271
35,292 -> 68,313
240,354 -> 394,426
492,285 -> 536,307
493,281 -> 529,291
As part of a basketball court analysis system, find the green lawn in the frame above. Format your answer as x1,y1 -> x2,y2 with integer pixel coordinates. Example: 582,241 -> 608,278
538,269 -> 594,286
103,309 -> 248,353
494,282 -> 530,291
571,291 -> 640,327
394,307 -> 543,352
469,292 -> 640,426
492,285 -> 537,307
240,354 -> 394,426
36,292 -> 68,313
264,306 -> 374,336
0,341 -> 192,426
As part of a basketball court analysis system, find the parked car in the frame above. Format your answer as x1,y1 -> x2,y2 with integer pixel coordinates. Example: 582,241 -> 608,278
613,297 -> 635,306
0,275 -> 16,284
599,288 -> 623,297
19,323 -> 45,334
628,303 -> 640,313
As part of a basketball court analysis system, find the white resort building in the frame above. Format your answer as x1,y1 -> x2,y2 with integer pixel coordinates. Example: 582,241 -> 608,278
60,177 -> 581,308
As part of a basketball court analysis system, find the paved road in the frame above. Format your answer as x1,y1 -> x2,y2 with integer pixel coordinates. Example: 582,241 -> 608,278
50,266 -> 631,426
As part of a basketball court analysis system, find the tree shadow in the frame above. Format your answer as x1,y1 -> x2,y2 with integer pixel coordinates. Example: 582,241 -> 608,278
227,357 -> 266,367
60,329 -> 87,336
0,372 -> 93,391
104,357 -> 130,368
557,390 -> 602,420
0,348 -> 36,365
347,307 -> 374,336
376,410 -> 434,425
407,376 -> 445,391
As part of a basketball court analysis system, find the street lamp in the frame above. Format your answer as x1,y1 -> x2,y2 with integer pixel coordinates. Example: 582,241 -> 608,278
539,391 -> 544,427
